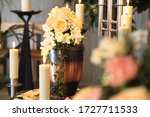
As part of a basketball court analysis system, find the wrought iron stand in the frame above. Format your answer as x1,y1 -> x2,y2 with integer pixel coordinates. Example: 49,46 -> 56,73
11,10 -> 41,91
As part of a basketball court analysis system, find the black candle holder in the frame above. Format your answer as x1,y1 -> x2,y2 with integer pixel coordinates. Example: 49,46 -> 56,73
11,10 -> 41,91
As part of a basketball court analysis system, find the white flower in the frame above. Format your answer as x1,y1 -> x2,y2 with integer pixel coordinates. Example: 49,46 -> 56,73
71,28 -> 84,44
130,30 -> 148,51
40,38 -> 55,56
62,33 -> 71,44
98,37 -> 125,59
43,31 -> 54,38
42,24 -> 52,32
55,32 -> 64,42
90,49 -> 103,65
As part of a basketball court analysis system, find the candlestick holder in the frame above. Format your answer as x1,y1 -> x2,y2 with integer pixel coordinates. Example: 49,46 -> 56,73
11,10 -> 41,91
98,0 -> 124,37
6,79 -> 22,98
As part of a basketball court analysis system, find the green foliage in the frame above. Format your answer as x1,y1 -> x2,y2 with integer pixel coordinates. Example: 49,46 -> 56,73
137,46 -> 150,90
50,54 -> 65,97
132,0 -> 150,13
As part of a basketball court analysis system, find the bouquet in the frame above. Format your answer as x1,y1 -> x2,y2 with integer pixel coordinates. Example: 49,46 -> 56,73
40,6 -> 84,56
73,30 -> 150,100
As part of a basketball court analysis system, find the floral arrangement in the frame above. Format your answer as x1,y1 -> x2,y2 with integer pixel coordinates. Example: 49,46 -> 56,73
73,30 -> 150,100
40,6 -> 84,56
90,30 -> 150,100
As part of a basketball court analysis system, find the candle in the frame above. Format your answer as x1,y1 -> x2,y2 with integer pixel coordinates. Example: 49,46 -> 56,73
66,4 -> 69,9
118,24 -> 130,38
21,0 -> 31,12
123,0 -> 133,16
39,55 -> 50,100
75,0 -> 84,23
9,41 -> 19,79
121,15 -> 132,31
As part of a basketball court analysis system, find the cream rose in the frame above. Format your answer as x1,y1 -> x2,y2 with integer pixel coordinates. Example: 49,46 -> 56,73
46,15 -> 55,27
58,7 -> 71,19
53,19 -> 68,33
72,18 -> 82,29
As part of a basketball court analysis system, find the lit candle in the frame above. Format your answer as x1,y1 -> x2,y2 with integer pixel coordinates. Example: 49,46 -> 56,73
123,0 -> 133,16
66,4 -> 69,9
9,41 -> 19,79
75,0 -> 84,23
121,14 -> 132,31
39,55 -> 50,100
21,0 -> 32,12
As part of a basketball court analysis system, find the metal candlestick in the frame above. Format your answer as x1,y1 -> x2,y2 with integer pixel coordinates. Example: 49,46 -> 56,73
7,79 -> 22,98
98,0 -> 124,37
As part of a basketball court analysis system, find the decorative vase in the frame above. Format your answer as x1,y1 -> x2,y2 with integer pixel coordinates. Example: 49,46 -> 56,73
49,43 -> 84,97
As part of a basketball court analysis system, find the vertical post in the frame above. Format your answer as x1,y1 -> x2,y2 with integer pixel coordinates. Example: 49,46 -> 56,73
107,0 -> 113,38
117,0 -> 123,33
148,9 -> 150,44
98,0 -> 104,36
10,79 -> 15,98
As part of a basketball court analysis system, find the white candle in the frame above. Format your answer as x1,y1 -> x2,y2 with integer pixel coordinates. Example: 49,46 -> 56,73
66,4 -> 69,9
118,24 -> 130,38
9,42 -> 18,79
39,55 -> 50,100
121,15 -> 132,31
123,0 -> 133,16
21,0 -> 31,12
76,0 -> 84,23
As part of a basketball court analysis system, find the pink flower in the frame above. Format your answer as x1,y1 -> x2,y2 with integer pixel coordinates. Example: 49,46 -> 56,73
73,87 -> 102,100
105,56 -> 138,87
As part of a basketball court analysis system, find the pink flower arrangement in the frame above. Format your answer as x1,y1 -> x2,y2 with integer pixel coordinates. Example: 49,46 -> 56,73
73,30 -> 150,100
105,56 -> 138,87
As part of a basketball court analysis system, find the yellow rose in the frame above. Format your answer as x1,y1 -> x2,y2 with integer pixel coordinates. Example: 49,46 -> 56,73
72,18 -> 82,29
46,15 -> 55,27
59,7 -> 71,18
53,19 -> 69,33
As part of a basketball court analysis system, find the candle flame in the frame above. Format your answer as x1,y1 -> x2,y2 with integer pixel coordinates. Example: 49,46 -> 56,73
79,0 -> 81,4
43,55 -> 46,64
12,41 -> 15,49
66,4 -> 69,9
127,0 -> 130,6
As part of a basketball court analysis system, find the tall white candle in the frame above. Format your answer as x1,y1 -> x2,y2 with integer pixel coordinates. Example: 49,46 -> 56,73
75,0 -> 84,23
39,55 -> 50,100
21,0 -> 31,12
118,24 -> 130,38
123,0 -> 133,16
121,15 -> 132,31
9,42 -> 18,79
